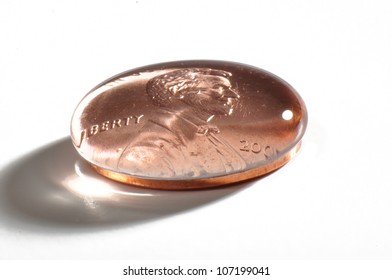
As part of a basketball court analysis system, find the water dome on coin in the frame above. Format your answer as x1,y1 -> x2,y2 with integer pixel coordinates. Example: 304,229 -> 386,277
71,60 -> 307,189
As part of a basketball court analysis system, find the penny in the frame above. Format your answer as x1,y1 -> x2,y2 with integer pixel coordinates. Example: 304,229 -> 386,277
71,60 -> 307,189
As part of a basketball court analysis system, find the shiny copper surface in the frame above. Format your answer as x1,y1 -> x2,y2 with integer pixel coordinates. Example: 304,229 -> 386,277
71,60 -> 307,189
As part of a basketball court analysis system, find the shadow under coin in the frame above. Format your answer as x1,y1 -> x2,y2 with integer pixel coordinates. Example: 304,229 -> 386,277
0,137 -> 252,234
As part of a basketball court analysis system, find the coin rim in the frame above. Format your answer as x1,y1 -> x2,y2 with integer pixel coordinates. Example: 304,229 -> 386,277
89,141 -> 302,190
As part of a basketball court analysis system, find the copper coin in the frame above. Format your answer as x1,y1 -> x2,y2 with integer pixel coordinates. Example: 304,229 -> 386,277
71,60 -> 307,190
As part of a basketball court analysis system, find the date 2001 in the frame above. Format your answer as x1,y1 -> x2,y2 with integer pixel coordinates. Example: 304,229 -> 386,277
217,267 -> 270,276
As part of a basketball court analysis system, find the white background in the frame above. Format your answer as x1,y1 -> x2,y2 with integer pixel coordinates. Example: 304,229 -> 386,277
0,0 -> 391,261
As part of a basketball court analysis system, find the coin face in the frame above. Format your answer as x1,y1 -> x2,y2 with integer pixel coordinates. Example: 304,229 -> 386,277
71,60 -> 307,189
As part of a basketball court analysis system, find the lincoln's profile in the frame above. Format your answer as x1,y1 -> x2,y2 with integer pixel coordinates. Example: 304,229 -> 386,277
117,68 -> 246,178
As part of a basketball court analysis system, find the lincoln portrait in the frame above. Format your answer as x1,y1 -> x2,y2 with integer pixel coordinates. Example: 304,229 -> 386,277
117,68 -> 246,178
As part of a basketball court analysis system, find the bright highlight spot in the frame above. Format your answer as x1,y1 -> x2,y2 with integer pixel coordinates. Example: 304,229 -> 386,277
282,109 -> 293,120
